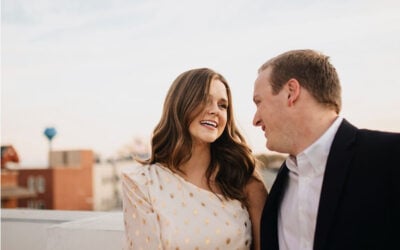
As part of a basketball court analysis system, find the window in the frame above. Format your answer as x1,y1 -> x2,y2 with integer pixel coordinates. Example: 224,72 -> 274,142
36,176 -> 46,193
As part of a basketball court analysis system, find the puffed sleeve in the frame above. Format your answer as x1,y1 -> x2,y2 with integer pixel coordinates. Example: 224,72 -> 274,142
122,165 -> 162,250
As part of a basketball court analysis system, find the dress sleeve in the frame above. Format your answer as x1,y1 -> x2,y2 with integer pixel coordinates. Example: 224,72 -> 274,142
122,166 -> 162,250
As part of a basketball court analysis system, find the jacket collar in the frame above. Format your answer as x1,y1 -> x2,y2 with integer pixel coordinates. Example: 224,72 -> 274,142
313,119 -> 358,250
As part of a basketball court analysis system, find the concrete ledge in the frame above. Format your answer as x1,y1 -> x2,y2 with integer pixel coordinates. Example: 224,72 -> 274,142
46,213 -> 123,250
1,209 -> 124,250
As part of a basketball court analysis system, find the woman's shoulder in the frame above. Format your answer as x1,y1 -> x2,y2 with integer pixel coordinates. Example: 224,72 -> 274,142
121,163 -> 157,184
245,175 -> 268,206
122,162 -> 149,174
121,162 -> 172,185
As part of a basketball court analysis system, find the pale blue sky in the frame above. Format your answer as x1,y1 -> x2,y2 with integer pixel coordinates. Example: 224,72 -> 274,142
2,0 -> 400,165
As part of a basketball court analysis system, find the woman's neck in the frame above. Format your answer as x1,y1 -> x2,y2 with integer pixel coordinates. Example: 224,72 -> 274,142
179,143 -> 215,191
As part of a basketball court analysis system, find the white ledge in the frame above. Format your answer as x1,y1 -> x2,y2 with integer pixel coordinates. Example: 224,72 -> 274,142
1,209 -> 124,250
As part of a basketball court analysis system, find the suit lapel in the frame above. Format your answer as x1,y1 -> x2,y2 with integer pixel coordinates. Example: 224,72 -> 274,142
261,163 -> 289,250
313,119 -> 358,250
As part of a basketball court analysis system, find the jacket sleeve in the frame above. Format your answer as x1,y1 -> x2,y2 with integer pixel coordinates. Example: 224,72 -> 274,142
122,166 -> 162,250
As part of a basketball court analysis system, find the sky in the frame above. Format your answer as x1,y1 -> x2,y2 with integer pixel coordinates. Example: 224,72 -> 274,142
2,0 -> 400,166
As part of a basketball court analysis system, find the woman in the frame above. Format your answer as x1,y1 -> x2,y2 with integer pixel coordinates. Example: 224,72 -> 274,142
122,68 -> 268,249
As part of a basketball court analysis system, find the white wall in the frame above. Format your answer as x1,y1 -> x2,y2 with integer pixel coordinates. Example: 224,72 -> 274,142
1,209 -> 123,250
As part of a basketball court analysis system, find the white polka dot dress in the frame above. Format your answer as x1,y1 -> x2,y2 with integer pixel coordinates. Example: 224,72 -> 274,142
122,163 -> 252,250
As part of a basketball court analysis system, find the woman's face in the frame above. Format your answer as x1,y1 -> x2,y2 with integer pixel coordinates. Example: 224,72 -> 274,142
189,78 -> 228,146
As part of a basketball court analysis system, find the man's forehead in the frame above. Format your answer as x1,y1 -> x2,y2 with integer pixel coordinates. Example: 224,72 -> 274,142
254,71 -> 271,88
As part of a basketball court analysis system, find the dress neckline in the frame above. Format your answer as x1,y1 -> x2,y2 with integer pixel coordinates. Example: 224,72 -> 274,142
155,163 -> 225,198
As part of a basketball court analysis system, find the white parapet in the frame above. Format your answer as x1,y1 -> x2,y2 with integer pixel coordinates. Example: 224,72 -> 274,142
1,209 -> 124,250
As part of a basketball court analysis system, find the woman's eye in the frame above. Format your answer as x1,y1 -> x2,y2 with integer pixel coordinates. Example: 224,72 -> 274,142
219,104 -> 228,109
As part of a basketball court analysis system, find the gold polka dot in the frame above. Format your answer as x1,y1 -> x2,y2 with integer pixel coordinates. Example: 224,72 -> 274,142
135,229 -> 140,236
193,209 -> 198,215
216,228 -> 221,234
226,238 -> 231,244
205,238 -> 210,245
182,202 -> 186,207
205,218 -> 209,225
141,173 -> 145,176
185,237 -> 190,244
189,192 -> 194,197
146,236 -> 150,243
184,219 -> 189,225
170,193 -> 174,199
157,213 -> 160,221
195,247 -> 199,250
142,218 -> 146,224
213,211 -> 218,216
225,221 -> 230,226
132,213 -> 137,219
201,202 -> 206,207
245,239 -> 249,245
159,185 -> 163,190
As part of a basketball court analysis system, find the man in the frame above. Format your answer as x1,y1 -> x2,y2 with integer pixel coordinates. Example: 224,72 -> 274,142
253,49 -> 400,250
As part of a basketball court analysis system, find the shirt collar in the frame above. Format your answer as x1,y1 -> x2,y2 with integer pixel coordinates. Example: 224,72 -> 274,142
286,116 -> 343,176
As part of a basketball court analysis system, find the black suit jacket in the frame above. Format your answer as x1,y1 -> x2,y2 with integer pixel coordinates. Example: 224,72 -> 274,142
260,119 -> 400,250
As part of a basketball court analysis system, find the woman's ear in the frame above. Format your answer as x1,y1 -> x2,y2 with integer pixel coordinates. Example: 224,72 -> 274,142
286,79 -> 300,106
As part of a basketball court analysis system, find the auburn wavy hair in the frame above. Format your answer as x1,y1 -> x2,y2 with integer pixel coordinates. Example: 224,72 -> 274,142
142,68 -> 255,204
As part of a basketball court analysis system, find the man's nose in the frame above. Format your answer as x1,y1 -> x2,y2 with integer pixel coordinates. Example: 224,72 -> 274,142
253,112 -> 261,127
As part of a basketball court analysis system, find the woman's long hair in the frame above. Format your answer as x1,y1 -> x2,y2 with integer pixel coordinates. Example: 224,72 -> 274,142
143,68 -> 255,204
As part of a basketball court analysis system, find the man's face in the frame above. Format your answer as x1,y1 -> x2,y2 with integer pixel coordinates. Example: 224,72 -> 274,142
253,67 -> 291,153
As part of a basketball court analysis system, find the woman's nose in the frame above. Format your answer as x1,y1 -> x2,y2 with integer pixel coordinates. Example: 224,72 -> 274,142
207,102 -> 219,115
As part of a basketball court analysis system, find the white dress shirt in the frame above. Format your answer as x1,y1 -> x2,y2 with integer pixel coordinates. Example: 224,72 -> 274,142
278,116 -> 343,250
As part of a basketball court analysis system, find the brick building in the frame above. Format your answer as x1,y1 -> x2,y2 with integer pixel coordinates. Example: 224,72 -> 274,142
17,150 -> 94,210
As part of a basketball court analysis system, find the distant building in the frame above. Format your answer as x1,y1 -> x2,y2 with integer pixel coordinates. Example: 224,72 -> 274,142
1,145 -> 36,208
17,150 -> 94,210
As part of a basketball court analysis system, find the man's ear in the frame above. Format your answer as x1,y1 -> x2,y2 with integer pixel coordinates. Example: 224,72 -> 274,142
286,79 -> 300,106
